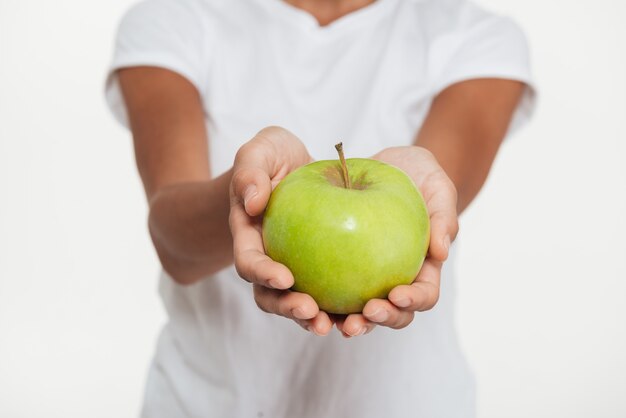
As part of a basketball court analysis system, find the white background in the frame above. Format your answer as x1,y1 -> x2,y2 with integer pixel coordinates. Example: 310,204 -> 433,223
0,0 -> 625,417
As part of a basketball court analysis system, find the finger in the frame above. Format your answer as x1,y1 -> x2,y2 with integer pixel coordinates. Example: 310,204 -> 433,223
362,299 -> 415,329
253,284 -> 319,320
421,170 -> 459,262
332,314 -> 348,336
337,313 -> 376,337
231,126 -> 312,216
229,202 -> 294,289
230,165 -> 273,217
388,258 -> 442,312
298,311 -> 334,336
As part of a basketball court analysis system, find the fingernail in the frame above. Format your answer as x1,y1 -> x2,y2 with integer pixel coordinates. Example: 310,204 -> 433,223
292,307 -> 309,320
307,325 -> 321,336
243,185 -> 257,207
368,308 -> 388,323
268,278 -> 287,289
340,328 -> 353,338
393,297 -> 411,308
354,327 -> 367,337
443,235 -> 451,252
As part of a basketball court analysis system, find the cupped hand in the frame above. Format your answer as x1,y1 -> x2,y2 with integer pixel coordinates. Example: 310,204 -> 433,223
335,146 -> 459,337
229,126 -> 334,335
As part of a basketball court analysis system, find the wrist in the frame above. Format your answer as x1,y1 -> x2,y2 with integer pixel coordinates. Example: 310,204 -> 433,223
148,170 -> 234,284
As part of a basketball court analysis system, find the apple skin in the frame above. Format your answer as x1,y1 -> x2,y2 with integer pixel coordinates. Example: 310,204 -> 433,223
262,158 -> 430,314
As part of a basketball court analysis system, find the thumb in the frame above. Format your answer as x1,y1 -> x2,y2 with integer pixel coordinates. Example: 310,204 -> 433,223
428,209 -> 458,262
230,126 -> 311,216
423,173 -> 459,262
230,165 -> 273,217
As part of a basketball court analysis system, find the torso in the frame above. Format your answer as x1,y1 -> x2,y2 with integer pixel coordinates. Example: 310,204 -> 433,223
144,0 -> 479,416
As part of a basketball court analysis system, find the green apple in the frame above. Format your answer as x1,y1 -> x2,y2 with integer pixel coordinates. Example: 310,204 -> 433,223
262,144 -> 430,314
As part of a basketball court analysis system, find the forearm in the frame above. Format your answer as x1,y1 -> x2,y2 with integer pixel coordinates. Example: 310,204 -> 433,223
415,79 -> 525,213
148,168 -> 233,284
416,131 -> 499,214
117,68 -> 232,284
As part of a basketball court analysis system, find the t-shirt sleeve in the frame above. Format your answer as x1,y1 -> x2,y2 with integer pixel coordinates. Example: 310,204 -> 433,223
430,3 -> 537,135
104,0 -> 210,128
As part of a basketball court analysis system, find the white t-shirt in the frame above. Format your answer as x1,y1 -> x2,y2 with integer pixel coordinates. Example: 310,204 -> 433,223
105,0 -> 535,417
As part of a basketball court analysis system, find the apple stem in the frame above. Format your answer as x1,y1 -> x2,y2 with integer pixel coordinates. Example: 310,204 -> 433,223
334,142 -> 352,189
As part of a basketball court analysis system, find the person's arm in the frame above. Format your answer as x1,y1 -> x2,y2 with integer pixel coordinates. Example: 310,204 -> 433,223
334,78 -> 526,336
119,66 -> 321,299
120,67 -> 331,332
417,78 -> 526,213
118,67 -> 232,284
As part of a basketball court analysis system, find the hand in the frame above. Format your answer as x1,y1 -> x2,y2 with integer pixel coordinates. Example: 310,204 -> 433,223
229,126 -> 335,335
335,146 -> 459,337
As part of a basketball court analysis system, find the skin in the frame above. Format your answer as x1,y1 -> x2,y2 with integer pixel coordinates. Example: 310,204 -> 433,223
284,0 -> 376,26
118,3 -> 526,338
